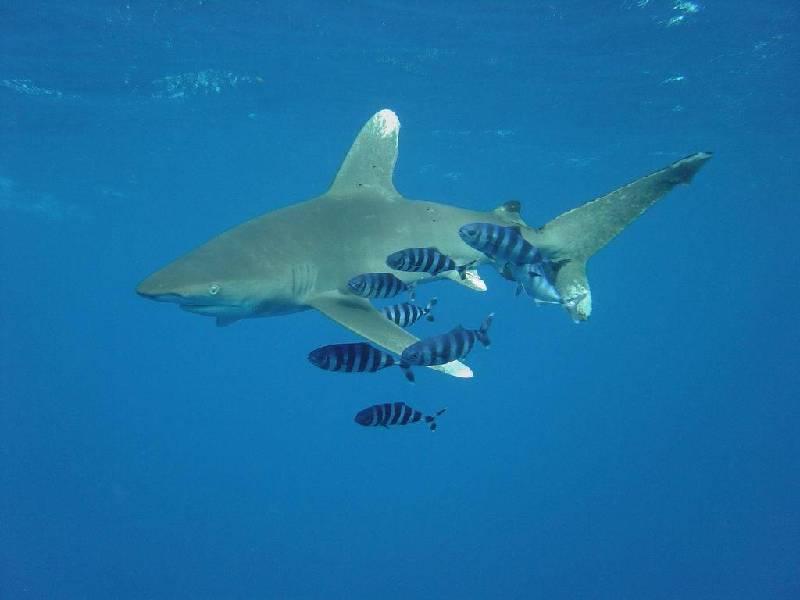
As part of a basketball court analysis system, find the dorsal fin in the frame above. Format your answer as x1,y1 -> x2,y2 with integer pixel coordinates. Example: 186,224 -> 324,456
328,109 -> 401,200
492,200 -> 527,226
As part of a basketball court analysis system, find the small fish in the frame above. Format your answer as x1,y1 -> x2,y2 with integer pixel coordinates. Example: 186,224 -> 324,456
505,262 -> 587,310
401,313 -> 493,369
308,342 -> 414,382
347,272 -> 414,300
506,262 -> 563,305
382,298 -> 437,328
458,222 -> 542,266
386,247 -> 469,278
354,402 -> 447,431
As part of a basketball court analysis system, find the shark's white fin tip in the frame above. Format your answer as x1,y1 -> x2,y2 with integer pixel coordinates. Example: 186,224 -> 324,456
438,362 -> 473,378
453,365 -> 474,378
374,109 -> 400,137
464,270 -> 488,292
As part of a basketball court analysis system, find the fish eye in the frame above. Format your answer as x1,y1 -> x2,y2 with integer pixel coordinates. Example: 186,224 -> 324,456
209,283 -> 221,295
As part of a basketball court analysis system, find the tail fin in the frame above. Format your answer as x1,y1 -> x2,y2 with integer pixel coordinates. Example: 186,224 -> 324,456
527,152 -> 712,322
456,260 -> 477,280
399,362 -> 415,383
424,408 -> 447,431
476,313 -> 494,348
425,297 -> 438,321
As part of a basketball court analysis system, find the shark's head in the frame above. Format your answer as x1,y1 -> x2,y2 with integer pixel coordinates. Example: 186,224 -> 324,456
136,235 -> 296,325
137,267 -> 257,324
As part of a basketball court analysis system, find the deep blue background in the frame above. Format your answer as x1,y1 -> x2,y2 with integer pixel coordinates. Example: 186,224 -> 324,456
2,1 -> 798,598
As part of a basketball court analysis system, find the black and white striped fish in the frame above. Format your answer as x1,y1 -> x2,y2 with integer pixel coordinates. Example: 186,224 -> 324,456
386,247 -> 468,278
354,402 -> 447,431
401,313 -> 493,368
347,272 -> 414,300
458,222 -> 542,266
308,342 -> 414,382
382,298 -> 437,328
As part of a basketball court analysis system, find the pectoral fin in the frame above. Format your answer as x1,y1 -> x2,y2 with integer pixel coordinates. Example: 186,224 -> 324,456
216,315 -> 241,327
309,292 -> 473,378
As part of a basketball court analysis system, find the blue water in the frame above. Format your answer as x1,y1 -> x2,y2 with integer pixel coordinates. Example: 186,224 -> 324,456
2,2 -> 798,598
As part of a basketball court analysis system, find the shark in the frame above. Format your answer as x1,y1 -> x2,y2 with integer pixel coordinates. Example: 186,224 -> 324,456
136,108 -> 711,378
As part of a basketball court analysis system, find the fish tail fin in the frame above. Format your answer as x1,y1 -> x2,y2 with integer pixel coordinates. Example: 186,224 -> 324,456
455,263 -> 468,280
456,260 -> 478,280
425,297 -> 437,321
407,283 -> 416,303
532,152 -> 712,322
424,408 -> 447,431
476,313 -> 494,348
400,362 -> 415,383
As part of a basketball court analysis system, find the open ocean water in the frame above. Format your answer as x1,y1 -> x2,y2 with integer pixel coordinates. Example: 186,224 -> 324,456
1,1 -> 798,599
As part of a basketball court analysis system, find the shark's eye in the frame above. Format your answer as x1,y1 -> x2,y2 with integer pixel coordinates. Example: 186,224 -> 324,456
209,283 -> 221,295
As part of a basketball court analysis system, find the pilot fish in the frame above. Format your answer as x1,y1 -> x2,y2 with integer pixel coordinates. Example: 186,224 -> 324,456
458,222 -> 543,266
347,272 -> 415,300
504,261 -> 587,312
505,262 -> 563,305
401,313 -> 493,368
308,342 -> 414,382
386,247 -> 469,278
382,298 -> 437,328
354,402 -> 447,431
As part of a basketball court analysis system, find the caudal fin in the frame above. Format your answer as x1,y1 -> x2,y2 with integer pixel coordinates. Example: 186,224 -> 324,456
425,297 -> 438,321
424,408 -> 447,431
456,260 -> 477,280
400,362 -> 415,383
476,313 -> 494,348
527,152 -> 713,322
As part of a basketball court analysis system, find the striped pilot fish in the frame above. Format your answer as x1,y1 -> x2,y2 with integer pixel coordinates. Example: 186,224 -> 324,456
354,402 -> 447,431
347,272 -> 414,300
504,261 -> 587,312
308,342 -> 414,382
386,247 -> 470,278
505,261 -> 563,305
458,222 -> 543,266
382,298 -> 437,328
401,313 -> 494,369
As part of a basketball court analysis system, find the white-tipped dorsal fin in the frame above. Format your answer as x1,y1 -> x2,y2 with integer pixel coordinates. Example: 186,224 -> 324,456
328,109 -> 401,200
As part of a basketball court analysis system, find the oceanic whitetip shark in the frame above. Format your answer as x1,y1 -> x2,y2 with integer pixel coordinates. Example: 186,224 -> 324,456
136,109 -> 711,378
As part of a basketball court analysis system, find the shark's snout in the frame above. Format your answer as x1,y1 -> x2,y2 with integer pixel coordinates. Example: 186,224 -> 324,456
136,275 -> 179,302
136,279 -> 163,300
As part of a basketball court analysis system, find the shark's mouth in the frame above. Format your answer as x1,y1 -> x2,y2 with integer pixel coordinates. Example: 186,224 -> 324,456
139,293 -> 239,312
179,304 -> 241,317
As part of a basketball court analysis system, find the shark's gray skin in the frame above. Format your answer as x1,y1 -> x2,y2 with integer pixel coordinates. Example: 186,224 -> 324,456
137,109 -> 711,378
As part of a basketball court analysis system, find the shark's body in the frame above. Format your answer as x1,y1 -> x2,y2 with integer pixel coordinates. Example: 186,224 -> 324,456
137,109 -> 711,378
